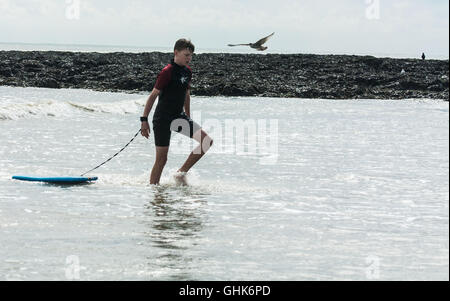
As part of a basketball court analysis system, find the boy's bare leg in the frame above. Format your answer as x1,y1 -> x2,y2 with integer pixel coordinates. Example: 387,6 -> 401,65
176,130 -> 213,181
151,146 -> 169,185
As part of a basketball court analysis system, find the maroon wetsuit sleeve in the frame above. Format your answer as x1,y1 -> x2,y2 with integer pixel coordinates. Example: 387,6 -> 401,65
154,65 -> 172,91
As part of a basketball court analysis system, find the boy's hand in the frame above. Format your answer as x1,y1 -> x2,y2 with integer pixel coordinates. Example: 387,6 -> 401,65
141,122 -> 150,139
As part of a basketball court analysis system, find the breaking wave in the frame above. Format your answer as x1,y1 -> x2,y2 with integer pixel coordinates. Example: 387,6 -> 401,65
0,98 -> 146,121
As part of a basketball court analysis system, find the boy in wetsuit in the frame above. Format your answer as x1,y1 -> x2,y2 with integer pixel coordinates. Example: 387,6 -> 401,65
140,39 -> 213,185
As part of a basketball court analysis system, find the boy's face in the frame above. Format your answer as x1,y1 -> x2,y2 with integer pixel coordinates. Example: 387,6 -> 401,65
174,48 -> 193,66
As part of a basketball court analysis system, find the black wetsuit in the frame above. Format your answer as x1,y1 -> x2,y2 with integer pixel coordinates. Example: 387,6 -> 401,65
152,60 -> 201,147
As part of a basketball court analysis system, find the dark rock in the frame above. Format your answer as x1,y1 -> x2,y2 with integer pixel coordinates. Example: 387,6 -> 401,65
295,87 -> 322,98
116,77 -> 143,90
0,67 -> 13,77
428,84 -> 443,92
399,79 -> 428,90
37,77 -> 61,89
22,60 -> 44,72
361,56 -> 384,70
439,75 -> 449,86
0,50 -> 448,100
220,83 -> 256,96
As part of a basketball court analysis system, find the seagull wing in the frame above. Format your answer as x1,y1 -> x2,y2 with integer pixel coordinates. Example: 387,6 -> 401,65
228,43 -> 252,47
253,32 -> 275,47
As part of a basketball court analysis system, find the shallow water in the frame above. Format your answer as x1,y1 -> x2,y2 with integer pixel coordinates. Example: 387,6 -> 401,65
0,86 -> 448,280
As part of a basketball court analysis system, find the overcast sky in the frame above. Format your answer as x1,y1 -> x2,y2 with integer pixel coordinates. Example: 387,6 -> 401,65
0,0 -> 448,58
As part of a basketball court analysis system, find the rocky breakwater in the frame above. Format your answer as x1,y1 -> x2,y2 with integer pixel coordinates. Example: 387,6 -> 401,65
0,50 -> 448,100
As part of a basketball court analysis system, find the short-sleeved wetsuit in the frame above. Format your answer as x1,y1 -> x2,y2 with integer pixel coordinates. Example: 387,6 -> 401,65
152,59 -> 201,147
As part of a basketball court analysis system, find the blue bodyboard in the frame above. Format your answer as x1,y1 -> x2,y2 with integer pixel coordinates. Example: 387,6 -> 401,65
12,176 -> 98,184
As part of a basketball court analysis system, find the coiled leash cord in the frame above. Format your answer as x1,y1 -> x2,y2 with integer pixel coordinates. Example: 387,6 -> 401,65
80,129 -> 141,177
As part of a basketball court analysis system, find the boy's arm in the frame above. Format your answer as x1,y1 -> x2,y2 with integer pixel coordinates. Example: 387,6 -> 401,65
140,88 -> 160,138
143,88 -> 160,118
184,89 -> 191,117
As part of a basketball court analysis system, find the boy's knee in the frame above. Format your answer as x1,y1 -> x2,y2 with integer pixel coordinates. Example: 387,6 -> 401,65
205,135 -> 213,144
155,156 -> 168,166
202,136 -> 213,153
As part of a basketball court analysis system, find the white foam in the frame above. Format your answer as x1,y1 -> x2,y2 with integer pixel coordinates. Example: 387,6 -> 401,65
0,97 -> 146,121
67,98 -> 145,115
96,173 -> 149,187
0,100 -> 69,120
84,168 -> 282,197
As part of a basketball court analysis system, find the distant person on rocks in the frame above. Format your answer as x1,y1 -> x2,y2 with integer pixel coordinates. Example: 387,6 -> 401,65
422,53 -> 426,60
140,39 -> 213,186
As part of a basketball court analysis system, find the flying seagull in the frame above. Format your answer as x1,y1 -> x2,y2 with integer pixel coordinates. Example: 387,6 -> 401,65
228,32 -> 275,51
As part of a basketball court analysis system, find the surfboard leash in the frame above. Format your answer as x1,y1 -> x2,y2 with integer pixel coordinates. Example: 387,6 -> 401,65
80,129 -> 141,176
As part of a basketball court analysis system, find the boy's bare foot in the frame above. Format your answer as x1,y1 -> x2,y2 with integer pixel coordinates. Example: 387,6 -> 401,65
174,172 -> 188,186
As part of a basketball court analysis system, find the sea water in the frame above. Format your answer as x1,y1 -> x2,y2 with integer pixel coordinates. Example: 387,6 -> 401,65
0,86 -> 448,280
